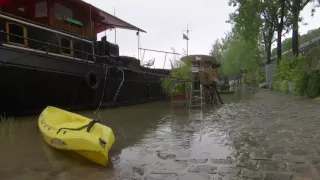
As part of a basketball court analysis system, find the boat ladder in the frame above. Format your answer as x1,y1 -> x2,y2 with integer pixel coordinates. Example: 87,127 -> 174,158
189,68 -> 204,109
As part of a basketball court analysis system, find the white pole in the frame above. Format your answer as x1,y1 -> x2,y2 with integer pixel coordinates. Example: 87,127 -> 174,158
137,31 -> 140,60
187,24 -> 189,56
90,5 -> 96,60
114,6 -> 117,44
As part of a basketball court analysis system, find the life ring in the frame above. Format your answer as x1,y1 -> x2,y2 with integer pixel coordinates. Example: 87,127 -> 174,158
85,71 -> 99,89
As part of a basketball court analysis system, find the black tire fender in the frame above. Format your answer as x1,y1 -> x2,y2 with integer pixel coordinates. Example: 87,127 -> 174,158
85,70 -> 99,90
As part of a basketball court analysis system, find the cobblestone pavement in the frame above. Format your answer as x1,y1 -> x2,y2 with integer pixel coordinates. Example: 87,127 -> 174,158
217,90 -> 320,180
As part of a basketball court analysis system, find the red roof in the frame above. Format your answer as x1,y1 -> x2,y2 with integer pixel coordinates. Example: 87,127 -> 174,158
67,0 -> 146,33
0,0 -> 146,33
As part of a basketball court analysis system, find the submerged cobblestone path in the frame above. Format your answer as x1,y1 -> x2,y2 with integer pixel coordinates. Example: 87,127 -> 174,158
115,89 -> 320,180
219,90 -> 320,180
2,89 -> 320,180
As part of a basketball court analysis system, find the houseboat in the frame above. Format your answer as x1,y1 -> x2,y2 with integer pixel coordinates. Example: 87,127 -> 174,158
0,0 -> 170,115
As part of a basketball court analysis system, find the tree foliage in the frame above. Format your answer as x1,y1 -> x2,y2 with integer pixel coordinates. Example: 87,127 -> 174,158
212,0 -> 319,83
210,0 -> 265,81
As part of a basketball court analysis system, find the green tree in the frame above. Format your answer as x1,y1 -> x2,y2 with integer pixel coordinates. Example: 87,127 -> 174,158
218,0 -> 264,80
210,32 -> 233,75
268,0 -> 291,61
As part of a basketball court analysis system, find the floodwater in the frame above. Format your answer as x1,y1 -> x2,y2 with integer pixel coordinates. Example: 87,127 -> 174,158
0,87 -> 254,180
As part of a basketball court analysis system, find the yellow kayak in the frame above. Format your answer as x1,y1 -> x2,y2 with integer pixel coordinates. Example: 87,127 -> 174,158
38,106 -> 115,166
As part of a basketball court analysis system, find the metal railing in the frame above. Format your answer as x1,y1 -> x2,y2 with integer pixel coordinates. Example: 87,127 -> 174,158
0,31 -> 180,79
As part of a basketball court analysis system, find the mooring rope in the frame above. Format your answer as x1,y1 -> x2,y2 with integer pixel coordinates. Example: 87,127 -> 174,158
113,67 -> 125,101
94,64 -> 108,115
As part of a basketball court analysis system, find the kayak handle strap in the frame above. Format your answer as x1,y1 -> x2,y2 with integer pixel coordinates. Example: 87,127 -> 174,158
86,119 -> 101,132
56,119 -> 101,134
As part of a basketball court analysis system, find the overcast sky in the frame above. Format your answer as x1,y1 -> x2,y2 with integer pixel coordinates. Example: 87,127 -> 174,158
84,0 -> 320,69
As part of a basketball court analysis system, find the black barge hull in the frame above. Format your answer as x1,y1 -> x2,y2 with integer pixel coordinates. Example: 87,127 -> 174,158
0,45 -> 170,116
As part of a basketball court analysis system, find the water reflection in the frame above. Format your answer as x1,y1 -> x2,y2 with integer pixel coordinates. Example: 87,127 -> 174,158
0,87 -> 254,180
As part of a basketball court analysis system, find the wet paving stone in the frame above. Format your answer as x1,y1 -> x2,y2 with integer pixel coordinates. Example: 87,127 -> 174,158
288,156 -> 306,164
132,165 -> 146,176
188,165 -> 218,174
258,160 -> 287,171
287,148 -> 308,156
250,151 -> 271,160
174,156 -> 189,163
211,158 -> 233,165
305,139 -> 320,147
240,168 -> 263,179
258,141 -> 272,149
306,156 -> 320,165
314,163 -> 320,174
289,163 -> 313,178
179,172 -> 211,180
145,171 -> 179,180
218,166 -> 240,177
277,130 -> 294,138
297,133 -> 315,139
212,177 -> 223,180
156,151 -> 176,160
315,147 -> 320,156
265,146 -> 287,155
262,171 -> 293,180
119,171 -> 142,180
189,158 -> 208,163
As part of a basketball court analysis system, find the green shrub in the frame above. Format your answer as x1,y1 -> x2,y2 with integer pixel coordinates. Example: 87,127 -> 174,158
272,56 -> 311,95
306,70 -> 320,98
280,80 -> 289,93
270,81 -> 274,90
273,81 -> 281,91
294,70 -> 309,96
161,60 -> 192,94
291,69 -> 320,97
257,69 -> 266,84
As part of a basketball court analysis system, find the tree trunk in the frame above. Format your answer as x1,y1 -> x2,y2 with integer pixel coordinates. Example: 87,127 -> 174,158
266,40 -> 272,64
277,29 -> 282,64
267,23 -> 274,64
263,31 -> 272,65
292,0 -> 300,56
277,0 -> 285,63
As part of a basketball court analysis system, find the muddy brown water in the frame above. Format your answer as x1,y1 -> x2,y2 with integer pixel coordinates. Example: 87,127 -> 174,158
0,87 -> 254,180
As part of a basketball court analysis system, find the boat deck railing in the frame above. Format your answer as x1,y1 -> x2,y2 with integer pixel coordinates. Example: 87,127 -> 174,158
0,30 -> 109,63
0,30 -> 177,79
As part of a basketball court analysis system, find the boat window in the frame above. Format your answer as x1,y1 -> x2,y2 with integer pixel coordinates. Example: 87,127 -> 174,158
35,1 -> 48,18
6,22 -> 28,47
60,37 -> 73,56
54,3 -> 73,20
